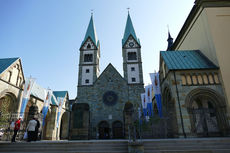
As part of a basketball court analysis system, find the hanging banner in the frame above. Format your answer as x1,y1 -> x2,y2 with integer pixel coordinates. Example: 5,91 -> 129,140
150,72 -> 163,117
145,84 -> 153,116
19,77 -> 35,119
42,89 -> 52,126
56,97 -> 64,128
141,93 -> 147,117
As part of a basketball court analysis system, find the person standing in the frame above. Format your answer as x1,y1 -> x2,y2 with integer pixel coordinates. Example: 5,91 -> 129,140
27,118 -> 37,142
35,118 -> 40,141
11,118 -> 21,142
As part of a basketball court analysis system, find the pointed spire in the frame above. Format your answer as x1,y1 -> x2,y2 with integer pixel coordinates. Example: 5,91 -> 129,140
167,30 -> 173,51
122,12 -> 140,46
81,14 -> 99,48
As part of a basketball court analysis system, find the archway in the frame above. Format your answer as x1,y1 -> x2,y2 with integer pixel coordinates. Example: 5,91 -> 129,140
162,86 -> 178,138
0,93 -> 17,141
42,109 -> 51,139
0,93 -> 17,116
185,88 -> 229,137
112,121 -> 123,139
60,112 -> 69,139
98,121 -> 110,139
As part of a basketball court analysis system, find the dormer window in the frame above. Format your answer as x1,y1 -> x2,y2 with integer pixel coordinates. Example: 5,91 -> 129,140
128,52 -> 137,60
84,54 -> 93,62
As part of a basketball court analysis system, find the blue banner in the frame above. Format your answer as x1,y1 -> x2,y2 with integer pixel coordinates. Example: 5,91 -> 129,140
42,89 -> 52,126
19,77 -> 35,119
150,72 -> 163,118
145,85 -> 153,117
56,97 -> 64,128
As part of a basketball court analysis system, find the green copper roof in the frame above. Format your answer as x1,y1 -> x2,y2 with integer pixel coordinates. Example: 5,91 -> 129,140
53,91 -> 68,99
161,50 -> 218,70
81,15 -> 99,48
122,13 -> 140,46
0,57 -> 19,74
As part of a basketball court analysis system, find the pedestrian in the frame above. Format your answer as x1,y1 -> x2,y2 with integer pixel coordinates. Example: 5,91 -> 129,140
27,118 -> 37,142
35,118 -> 40,141
11,118 -> 21,142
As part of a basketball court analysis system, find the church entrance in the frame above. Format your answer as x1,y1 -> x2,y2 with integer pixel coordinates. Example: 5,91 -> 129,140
112,121 -> 123,139
98,121 -> 110,139
191,98 -> 219,137
186,88 -> 229,137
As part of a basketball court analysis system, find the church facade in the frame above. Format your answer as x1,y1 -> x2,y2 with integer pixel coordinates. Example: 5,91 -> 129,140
70,14 -> 144,140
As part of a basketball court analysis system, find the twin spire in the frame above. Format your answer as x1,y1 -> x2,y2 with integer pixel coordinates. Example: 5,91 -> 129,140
81,13 -> 140,48
81,14 -> 99,48
122,13 -> 140,46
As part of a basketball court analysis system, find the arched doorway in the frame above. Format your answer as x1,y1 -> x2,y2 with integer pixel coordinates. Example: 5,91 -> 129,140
112,121 -> 123,139
162,86 -> 178,138
0,93 -> 17,141
98,121 -> 110,139
60,112 -> 69,139
123,102 -> 134,138
0,93 -> 17,116
186,88 -> 229,137
43,109 -> 51,139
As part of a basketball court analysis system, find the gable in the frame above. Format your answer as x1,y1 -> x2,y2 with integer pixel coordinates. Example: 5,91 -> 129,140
94,64 -> 127,85
80,38 -> 97,50
0,58 -> 25,87
123,35 -> 141,49
0,58 -> 18,74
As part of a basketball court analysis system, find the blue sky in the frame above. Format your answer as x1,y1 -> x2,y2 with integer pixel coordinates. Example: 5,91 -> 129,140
0,0 -> 194,99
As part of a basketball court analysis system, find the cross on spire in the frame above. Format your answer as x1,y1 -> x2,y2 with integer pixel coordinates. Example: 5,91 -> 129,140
91,9 -> 94,16
127,7 -> 130,14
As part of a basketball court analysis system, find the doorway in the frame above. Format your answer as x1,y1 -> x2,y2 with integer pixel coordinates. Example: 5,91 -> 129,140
98,121 -> 110,139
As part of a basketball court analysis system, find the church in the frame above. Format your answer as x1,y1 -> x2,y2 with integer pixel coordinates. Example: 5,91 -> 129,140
69,13 -> 145,139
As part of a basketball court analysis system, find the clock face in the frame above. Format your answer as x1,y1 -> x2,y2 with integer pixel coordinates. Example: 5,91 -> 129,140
103,91 -> 118,106
129,42 -> 134,48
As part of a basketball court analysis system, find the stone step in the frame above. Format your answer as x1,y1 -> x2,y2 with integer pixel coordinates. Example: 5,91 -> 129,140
0,141 -> 128,153
144,149 -> 230,153
142,138 -> 230,153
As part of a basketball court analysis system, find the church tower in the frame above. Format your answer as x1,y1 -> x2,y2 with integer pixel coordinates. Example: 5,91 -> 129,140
122,13 -> 143,85
78,14 -> 100,86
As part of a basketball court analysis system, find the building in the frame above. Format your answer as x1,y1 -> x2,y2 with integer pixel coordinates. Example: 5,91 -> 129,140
70,13 -> 144,140
159,0 -> 230,138
0,58 -> 24,140
0,57 -> 70,141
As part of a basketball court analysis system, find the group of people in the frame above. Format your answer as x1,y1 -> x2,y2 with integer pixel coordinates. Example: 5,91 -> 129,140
11,117 -> 40,142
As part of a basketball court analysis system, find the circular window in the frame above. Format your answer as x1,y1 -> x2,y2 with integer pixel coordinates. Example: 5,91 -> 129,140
103,91 -> 118,106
